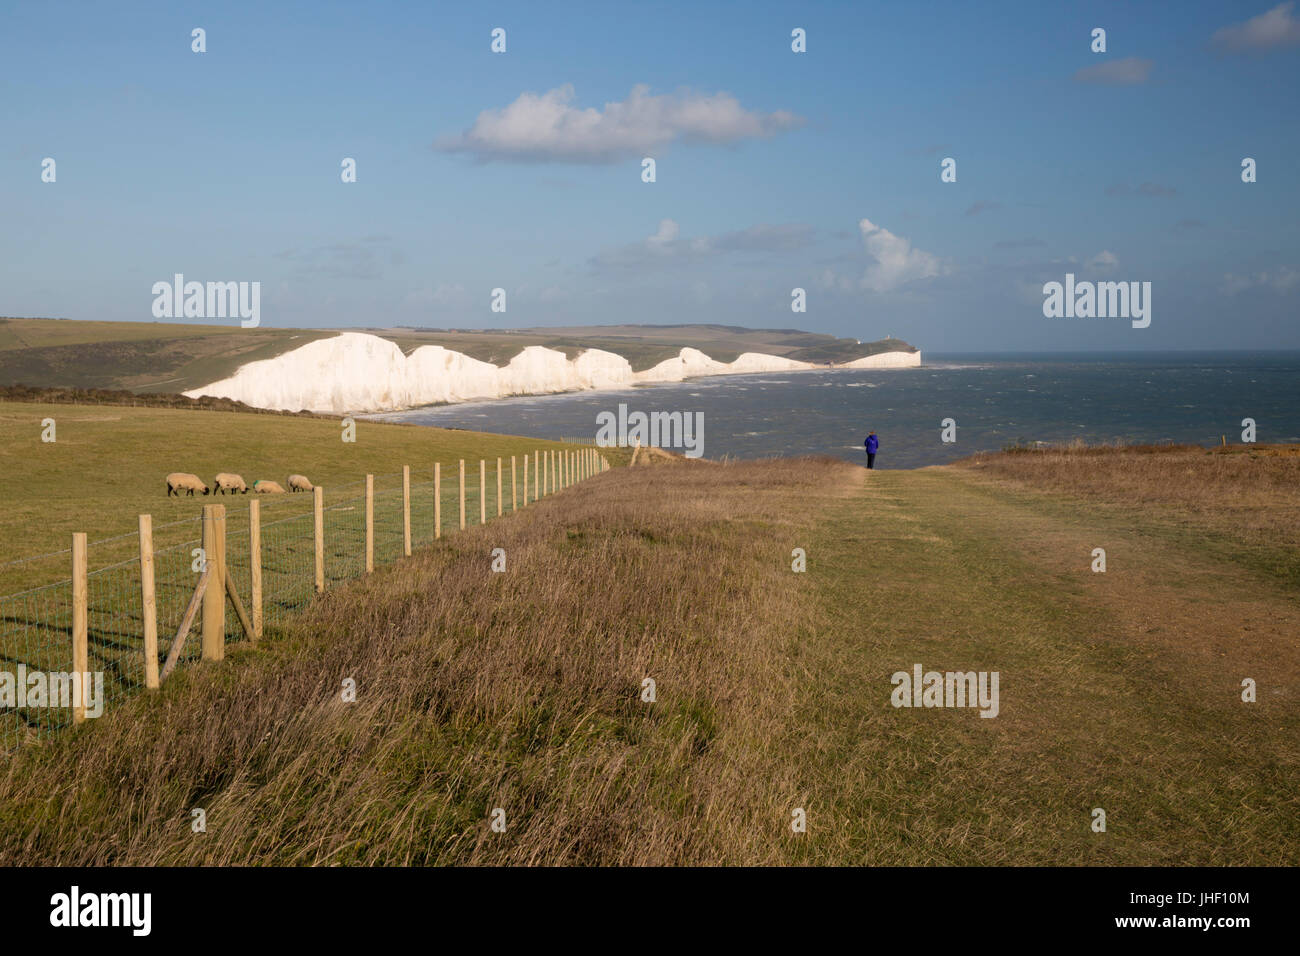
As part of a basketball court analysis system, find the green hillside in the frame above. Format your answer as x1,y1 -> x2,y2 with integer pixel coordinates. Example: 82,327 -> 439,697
0,318 -> 918,388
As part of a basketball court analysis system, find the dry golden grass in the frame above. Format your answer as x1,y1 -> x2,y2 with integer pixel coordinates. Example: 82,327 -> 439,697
963,442 -> 1300,508
959,442 -> 1300,589
2,447 -> 1294,866
0,457 -> 854,865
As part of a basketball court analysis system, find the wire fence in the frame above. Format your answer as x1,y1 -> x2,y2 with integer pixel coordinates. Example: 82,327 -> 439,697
0,450 -> 609,752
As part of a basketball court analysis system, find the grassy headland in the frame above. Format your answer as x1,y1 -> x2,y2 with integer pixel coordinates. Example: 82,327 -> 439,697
0,318 -> 336,394
0,440 -> 1294,865
0,318 -> 917,390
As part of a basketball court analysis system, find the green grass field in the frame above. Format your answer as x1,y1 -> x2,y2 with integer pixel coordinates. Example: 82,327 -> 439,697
0,400 -> 596,582
0,401 -> 608,750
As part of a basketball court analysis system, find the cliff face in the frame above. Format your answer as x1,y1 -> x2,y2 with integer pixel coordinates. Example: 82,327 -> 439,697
184,332 -> 921,413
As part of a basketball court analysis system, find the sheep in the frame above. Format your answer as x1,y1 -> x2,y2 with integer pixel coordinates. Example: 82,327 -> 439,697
166,472 -> 210,497
213,472 -> 249,495
288,474 -> 314,493
253,479 -> 286,494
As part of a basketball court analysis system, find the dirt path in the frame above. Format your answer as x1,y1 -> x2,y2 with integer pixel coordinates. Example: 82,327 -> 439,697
896,468 -> 1300,695
792,466 -> 1300,865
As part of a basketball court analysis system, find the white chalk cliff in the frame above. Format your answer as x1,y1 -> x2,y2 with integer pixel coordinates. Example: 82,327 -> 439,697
184,332 -> 921,413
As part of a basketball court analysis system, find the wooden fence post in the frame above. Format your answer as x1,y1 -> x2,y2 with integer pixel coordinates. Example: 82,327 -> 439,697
403,465 -> 411,557
459,459 -> 466,530
71,532 -> 88,723
139,515 -> 159,690
534,450 -> 539,499
249,499 -> 262,642
314,486 -> 324,592
201,504 -> 225,662
434,462 -> 442,539
479,459 -> 487,524
365,474 -> 374,573
512,455 -> 518,510
497,457 -> 503,517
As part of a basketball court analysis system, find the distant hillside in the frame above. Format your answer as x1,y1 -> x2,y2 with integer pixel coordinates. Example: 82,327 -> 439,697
374,324 -> 917,372
0,317 -> 918,389
0,318 -> 333,393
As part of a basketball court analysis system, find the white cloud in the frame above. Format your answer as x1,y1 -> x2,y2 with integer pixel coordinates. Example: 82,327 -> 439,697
857,218 -> 942,292
1212,2 -> 1300,54
647,219 -> 679,246
1087,250 -> 1120,271
1072,57 -> 1154,85
436,84 -> 804,163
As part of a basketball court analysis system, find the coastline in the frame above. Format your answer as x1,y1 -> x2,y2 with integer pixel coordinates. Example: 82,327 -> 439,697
183,330 -> 922,414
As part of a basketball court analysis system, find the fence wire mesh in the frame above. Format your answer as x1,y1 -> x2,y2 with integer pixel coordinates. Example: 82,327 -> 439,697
1,451 -> 605,751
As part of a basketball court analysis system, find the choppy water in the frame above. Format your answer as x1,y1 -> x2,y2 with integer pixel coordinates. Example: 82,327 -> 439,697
373,352 -> 1300,469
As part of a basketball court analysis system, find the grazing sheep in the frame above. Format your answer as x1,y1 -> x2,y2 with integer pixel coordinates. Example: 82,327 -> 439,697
288,474 -> 314,493
166,472 -> 210,497
213,472 -> 249,495
253,479 -> 286,494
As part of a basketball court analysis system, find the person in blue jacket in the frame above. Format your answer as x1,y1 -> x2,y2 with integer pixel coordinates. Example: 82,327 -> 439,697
864,431 -> 879,469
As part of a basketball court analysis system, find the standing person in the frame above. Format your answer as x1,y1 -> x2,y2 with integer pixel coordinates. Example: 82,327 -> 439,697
864,431 -> 879,469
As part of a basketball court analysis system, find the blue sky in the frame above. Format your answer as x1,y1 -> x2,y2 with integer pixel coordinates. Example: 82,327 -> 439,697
3,0 -> 1298,350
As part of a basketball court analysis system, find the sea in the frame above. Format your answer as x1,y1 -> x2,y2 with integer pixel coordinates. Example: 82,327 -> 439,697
372,352 -> 1300,469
